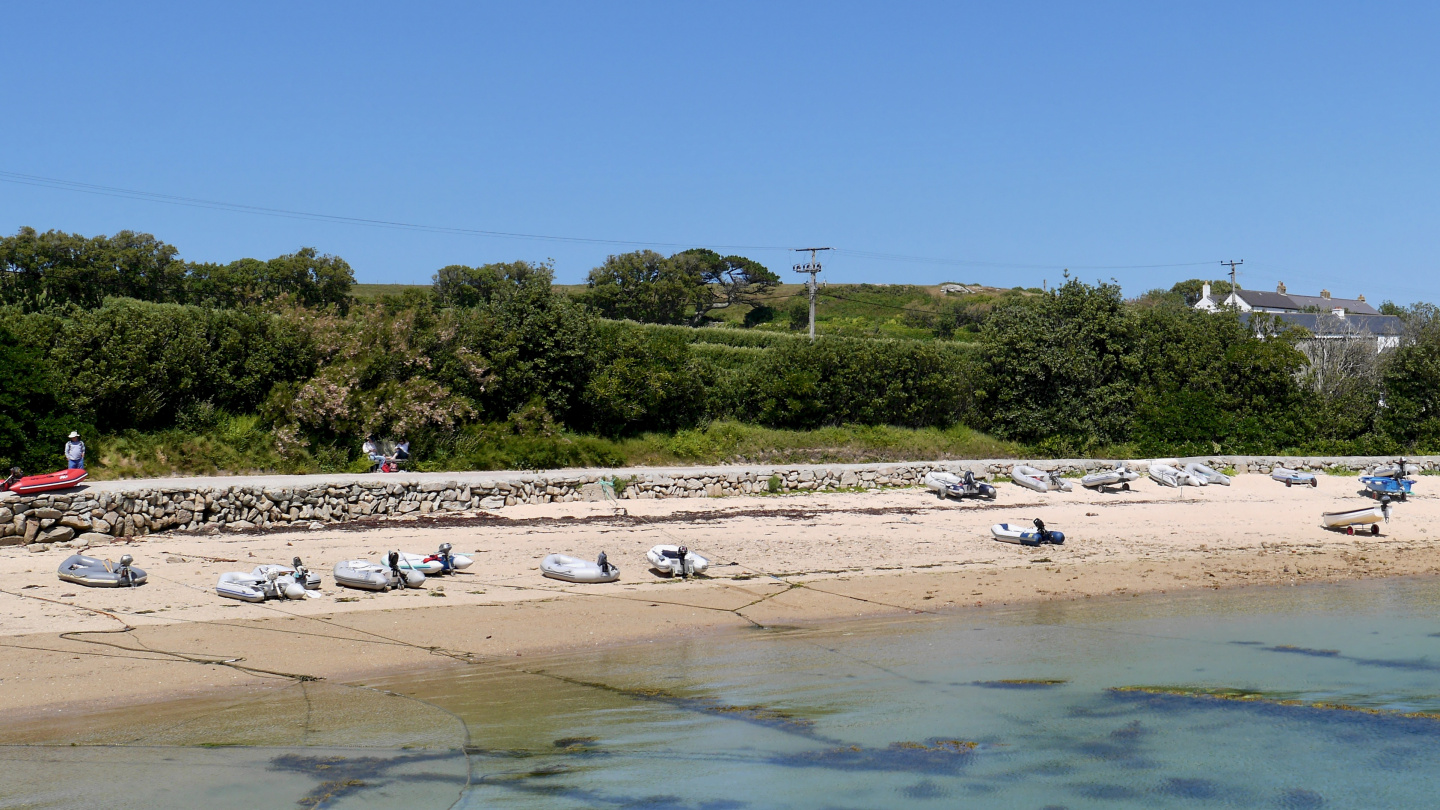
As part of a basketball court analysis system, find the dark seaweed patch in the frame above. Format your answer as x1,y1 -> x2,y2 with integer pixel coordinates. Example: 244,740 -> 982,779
1266,645 -> 1341,658
1160,777 -> 1221,799
901,779 -> 949,798
537,672 -> 824,738
1276,787 -> 1326,808
769,738 -> 980,774
1070,782 -> 1141,800
268,752 -> 463,808
971,678 -> 1068,690
1110,686 -> 1440,731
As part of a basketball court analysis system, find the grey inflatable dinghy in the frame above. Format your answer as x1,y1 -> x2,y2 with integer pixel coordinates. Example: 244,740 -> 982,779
57,554 -> 146,587
541,552 -> 619,583
333,552 -> 425,591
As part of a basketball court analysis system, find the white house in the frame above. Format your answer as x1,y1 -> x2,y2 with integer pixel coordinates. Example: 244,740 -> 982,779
1195,282 -> 1402,352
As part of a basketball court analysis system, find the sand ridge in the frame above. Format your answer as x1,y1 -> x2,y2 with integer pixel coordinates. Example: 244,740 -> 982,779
2,473 -> 1438,725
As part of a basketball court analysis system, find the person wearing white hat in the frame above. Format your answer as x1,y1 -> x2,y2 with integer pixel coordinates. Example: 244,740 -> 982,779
64,431 -> 85,470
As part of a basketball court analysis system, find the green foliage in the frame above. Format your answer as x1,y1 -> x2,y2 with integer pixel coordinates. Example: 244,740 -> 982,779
1379,304 -> 1440,450
0,228 -> 353,312
740,338 -> 975,429
577,322 -> 711,436
187,248 -> 354,311
978,279 -> 1138,452
0,322 -> 74,472
1169,278 -> 1233,305
767,474 -> 781,493
583,250 -> 703,325
432,260 -> 552,308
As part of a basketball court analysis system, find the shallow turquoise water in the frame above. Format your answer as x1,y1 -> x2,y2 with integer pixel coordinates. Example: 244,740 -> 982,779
6,578 -> 1440,808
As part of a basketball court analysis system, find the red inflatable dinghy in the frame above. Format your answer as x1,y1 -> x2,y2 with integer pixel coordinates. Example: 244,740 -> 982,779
2,468 -> 88,494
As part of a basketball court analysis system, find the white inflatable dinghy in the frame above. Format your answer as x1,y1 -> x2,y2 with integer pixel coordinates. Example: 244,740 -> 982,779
541,552 -> 620,583
1271,466 -> 1317,487
1370,461 -> 1420,478
218,557 -> 321,602
1011,465 -> 1073,493
647,545 -> 710,577
1184,463 -> 1231,485
1149,463 -> 1204,488
1080,464 -> 1138,490
57,554 -> 146,588
396,544 -> 473,575
334,552 -> 425,591
925,470 -> 996,500
990,519 -> 1065,546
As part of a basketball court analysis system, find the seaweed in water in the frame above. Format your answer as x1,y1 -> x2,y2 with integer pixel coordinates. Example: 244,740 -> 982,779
1110,686 -> 1440,725
538,673 -> 824,738
970,678 -> 1068,690
768,738 -> 980,775
268,751 -> 462,808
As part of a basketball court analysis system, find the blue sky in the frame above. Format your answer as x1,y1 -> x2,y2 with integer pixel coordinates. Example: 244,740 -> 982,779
4,2 -> 1439,303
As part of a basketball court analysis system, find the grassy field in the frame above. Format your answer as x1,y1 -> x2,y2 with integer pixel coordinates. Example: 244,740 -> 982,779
353,281 -> 1028,340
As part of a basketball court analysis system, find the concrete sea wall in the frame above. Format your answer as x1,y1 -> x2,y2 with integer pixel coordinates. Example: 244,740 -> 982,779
4,455 -> 1436,552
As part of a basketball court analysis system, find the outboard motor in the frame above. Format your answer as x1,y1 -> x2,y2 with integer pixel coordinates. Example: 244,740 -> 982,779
437,542 -> 454,573
677,546 -> 690,579
1032,519 -> 1053,545
118,554 -> 137,587
597,550 -> 612,574
388,550 -> 406,589
1381,495 -> 1393,522
1,467 -> 19,492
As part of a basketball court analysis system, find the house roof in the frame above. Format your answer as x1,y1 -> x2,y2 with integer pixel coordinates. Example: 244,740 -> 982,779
1241,312 -> 1404,336
1285,294 -> 1381,315
1232,289 -> 1299,310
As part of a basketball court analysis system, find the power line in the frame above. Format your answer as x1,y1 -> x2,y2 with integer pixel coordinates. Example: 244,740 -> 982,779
0,170 -> 793,253
1,169 -> 1225,273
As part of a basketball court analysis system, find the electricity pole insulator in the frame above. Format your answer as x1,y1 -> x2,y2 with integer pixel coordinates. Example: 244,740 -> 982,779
792,247 -> 831,341
1220,259 -> 1244,292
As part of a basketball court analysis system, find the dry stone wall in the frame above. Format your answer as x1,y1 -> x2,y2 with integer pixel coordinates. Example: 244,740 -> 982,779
4,454 -> 1437,552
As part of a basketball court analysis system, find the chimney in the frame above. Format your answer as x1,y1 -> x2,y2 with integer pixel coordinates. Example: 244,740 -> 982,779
1276,281 -> 1286,294
1201,282 -> 1211,301
1321,289 -> 1331,299
1358,294 -> 1366,302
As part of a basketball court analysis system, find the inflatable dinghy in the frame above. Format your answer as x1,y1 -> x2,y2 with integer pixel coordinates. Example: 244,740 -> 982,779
1271,467 -> 1317,487
333,552 -> 425,591
396,543 -> 473,575
1370,461 -> 1420,478
1184,463 -> 1231,485
217,557 -> 321,602
57,554 -> 146,588
541,552 -> 620,583
646,545 -> 710,577
925,470 -> 996,500
1322,499 -> 1389,535
1149,463 -> 1204,488
2,468 -> 87,495
990,519 -> 1065,546
1011,465 -> 1073,493
1080,464 -> 1138,491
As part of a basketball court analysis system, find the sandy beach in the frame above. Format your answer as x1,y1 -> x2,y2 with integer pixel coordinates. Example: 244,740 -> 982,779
2,473 -> 1437,731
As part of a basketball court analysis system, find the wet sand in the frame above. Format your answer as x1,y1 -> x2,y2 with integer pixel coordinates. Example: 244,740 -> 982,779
2,473 -> 1437,728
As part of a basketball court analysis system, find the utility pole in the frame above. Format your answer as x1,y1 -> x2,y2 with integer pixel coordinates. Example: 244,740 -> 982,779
792,247 -> 831,341
1220,259 -> 1243,290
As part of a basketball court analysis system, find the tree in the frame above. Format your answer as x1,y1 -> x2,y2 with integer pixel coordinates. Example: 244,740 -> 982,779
0,227 -> 186,308
433,261 -> 553,308
583,250 -> 703,324
669,249 -> 779,325
1169,278 -> 1233,306
0,322 -> 74,473
977,279 -> 1139,452
1379,304 -> 1440,450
